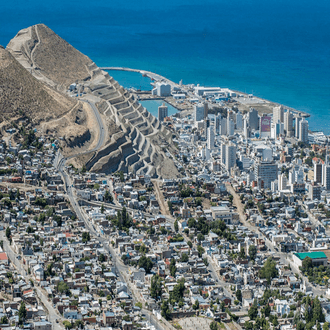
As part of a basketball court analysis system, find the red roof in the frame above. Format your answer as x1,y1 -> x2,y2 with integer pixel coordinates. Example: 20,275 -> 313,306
0,252 -> 8,261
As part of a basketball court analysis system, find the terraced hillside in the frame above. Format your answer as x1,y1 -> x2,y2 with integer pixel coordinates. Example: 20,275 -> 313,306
83,71 -> 179,178
7,24 -> 179,178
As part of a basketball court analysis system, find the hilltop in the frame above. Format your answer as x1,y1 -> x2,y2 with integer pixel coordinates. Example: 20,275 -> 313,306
7,24 -> 93,90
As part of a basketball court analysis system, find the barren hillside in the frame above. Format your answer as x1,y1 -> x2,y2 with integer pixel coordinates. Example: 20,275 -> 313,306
0,45 -> 76,123
7,24 -> 93,90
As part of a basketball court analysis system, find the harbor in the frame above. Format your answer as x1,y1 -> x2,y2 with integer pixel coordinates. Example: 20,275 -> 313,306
101,66 -> 311,120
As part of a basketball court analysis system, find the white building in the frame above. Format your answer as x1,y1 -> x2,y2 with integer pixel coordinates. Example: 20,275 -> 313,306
153,82 -> 171,96
273,105 -> 284,124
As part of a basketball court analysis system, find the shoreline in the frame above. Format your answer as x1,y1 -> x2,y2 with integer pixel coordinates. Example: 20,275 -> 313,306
101,66 -> 311,119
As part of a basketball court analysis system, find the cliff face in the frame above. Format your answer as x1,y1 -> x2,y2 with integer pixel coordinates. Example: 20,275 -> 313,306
0,45 -> 76,123
7,24 -> 93,90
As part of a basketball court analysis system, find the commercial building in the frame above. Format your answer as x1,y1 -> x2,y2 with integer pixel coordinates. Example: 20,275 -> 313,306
254,161 -> 278,189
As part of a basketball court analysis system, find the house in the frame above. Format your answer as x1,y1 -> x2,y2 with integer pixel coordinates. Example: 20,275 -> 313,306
103,311 -> 115,326
34,321 -> 52,330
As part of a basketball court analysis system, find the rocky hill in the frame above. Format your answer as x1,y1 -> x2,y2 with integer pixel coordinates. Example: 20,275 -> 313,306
7,24 -> 92,91
0,45 -> 76,123
5,24 -> 179,178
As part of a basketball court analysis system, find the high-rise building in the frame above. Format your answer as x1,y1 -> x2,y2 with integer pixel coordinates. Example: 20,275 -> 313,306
322,164 -> 330,191
158,103 -> 168,122
273,105 -> 284,124
204,102 -> 209,119
221,117 -> 227,135
225,143 -> 236,171
243,117 -> 250,139
227,118 -> 235,136
314,160 -> 323,183
221,143 -> 226,166
204,118 -> 210,138
214,114 -> 221,134
254,161 -> 278,189
248,108 -> 259,130
284,111 -> 293,136
207,127 -> 215,150
295,116 -> 302,138
308,181 -> 321,200
299,119 -> 309,143
236,112 -> 243,130
278,173 -> 288,191
194,103 -> 204,122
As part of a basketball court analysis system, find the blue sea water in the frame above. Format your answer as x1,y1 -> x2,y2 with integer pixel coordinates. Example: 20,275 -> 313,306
140,100 -> 178,118
106,70 -> 152,91
1,0 -> 330,132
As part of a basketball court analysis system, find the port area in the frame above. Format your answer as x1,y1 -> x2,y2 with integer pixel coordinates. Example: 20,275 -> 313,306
100,66 -> 310,119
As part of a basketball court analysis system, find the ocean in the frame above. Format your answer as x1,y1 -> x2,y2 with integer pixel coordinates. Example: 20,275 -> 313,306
1,0 -> 330,133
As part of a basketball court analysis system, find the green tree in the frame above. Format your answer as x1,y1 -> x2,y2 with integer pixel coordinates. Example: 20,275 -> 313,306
197,245 -> 204,258
248,245 -> 257,261
259,258 -> 278,285
313,296 -> 325,323
57,281 -> 71,296
174,220 -> 179,233
193,299 -> 199,310
210,321 -> 218,330
18,302 -> 27,324
161,300 -> 171,320
248,301 -> 258,320
181,253 -> 189,262
101,204 -> 105,214
0,316 -> 8,324
323,322 -> 329,330
302,256 -> 313,271
236,289 -> 242,302
63,321 -> 73,329
82,232 -> 90,243
5,227 -> 11,240
150,274 -> 162,300
104,190 -> 113,202
98,254 -> 105,262
170,258 -> 177,277
138,256 -> 153,273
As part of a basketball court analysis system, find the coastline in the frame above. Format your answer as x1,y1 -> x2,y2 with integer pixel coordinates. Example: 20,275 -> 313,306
100,66 -> 311,119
